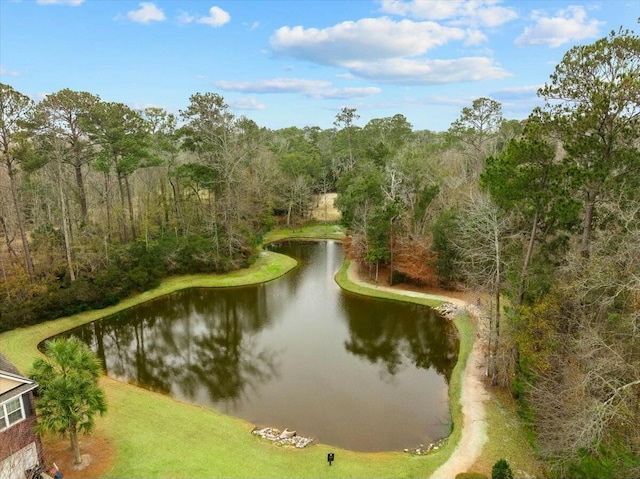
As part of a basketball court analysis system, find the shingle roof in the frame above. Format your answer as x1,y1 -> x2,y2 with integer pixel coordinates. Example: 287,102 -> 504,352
0,350 -> 38,403
0,350 -> 22,376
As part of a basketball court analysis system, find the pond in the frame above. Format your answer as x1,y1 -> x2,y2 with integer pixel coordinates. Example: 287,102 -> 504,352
57,240 -> 459,452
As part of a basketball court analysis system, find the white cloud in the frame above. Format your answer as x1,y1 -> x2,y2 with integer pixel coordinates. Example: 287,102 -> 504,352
344,56 -> 511,84
515,6 -> 602,47
214,78 -> 380,101
380,0 -> 518,27
243,21 -> 260,30
0,66 -> 20,77
197,6 -> 231,27
36,0 -> 84,5
306,87 -> 382,100
464,29 -> 488,45
489,85 -> 546,114
421,95 -> 477,107
336,73 -> 356,80
471,3 -> 519,28
178,11 -> 196,25
126,2 -> 165,23
271,17 -> 467,64
269,17 -> 507,84
229,98 -> 266,110
490,84 -> 542,101
214,78 -> 331,94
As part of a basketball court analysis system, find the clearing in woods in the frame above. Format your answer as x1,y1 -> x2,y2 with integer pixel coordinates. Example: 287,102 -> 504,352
310,193 -> 341,222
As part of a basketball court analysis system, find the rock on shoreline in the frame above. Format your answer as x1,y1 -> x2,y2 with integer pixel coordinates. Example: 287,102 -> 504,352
435,302 -> 469,320
252,427 -> 314,448
403,437 -> 447,455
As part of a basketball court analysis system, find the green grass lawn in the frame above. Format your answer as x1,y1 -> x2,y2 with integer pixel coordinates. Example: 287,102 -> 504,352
263,223 -> 346,244
97,377 -> 442,478
0,226 -> 479,478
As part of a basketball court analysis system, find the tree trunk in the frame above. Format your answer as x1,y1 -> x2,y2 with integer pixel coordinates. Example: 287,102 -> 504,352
210,191 -> 220,261
7,161 -> 35,283
0,214 -> 17,257
486,297 -> 493,378
347,132 -> 354,171
74,162 -> 88,224
125,175 -> 136,240
103,171 -> 112,239
69,422 -> 82,465
492,288 -> 501,386
518,208 -> 539,305
116,172 -> 129,243
492,222 -> 502,386
58,162 -> 75,281
159,177 -> 168,233
169,176 -> 184,235
225,178 -> 235,259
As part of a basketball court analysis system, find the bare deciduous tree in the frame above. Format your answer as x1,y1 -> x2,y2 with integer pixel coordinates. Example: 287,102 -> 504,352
452,192 -> 513,385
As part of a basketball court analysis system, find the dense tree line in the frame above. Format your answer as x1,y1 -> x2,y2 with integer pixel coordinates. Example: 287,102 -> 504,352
447,29 -> 639,479
0,88 -> 336,329
1,26 -> 638,479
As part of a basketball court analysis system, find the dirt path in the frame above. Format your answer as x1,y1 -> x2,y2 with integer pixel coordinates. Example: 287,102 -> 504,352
345,263 -> 488,478
431,325 -> 489,479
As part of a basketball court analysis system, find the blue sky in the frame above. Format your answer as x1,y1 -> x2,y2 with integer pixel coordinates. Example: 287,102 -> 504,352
1,0 -> 638,132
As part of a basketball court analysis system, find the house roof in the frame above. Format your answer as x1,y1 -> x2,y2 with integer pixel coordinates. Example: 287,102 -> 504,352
0,351 -> 22,376
0,350 -> 38,404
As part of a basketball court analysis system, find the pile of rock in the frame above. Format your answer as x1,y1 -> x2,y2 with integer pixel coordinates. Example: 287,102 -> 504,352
435,302 -> 467,320
403,437 -> 446,455
252,427 -> 314,448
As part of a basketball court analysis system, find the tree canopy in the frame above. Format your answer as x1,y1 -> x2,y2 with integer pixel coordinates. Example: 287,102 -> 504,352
30,337 -> 107,465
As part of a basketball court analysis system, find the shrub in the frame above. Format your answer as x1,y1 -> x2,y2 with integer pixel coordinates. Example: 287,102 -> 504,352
492,459 -> 513,479
456,472 -> 489,479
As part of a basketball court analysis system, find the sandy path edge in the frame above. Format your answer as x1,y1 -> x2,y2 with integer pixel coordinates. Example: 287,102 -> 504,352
345,262 -> 488,478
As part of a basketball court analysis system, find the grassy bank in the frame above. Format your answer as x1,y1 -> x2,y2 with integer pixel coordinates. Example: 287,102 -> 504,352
1,250 -> 297,374
263,223 -> 346,244
1,226 -> 474,478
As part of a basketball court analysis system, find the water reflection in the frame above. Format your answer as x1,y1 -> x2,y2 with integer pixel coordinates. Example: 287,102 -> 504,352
341,295 -> 458,379
70,286 -> 280,408
57,240 -> 459,452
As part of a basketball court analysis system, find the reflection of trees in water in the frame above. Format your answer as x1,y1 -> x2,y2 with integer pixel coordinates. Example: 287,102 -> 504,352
70,311 -> 176,395
342,296 -> 459,380
177,290 -> 280,404
186,331 -> 279,403
344,308 -> 404,376
65,287 -> 280,405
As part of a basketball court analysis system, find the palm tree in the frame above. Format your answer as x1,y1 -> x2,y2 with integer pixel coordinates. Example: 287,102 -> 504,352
30,337 -> 107,465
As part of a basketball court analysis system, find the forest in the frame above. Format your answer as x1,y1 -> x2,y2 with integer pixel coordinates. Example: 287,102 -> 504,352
1,28 -> 638,479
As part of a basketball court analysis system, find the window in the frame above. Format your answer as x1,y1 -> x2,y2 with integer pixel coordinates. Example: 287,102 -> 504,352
0,396 -> 25,430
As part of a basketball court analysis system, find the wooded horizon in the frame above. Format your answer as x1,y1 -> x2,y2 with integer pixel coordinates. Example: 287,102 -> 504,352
1,27 -> 639,479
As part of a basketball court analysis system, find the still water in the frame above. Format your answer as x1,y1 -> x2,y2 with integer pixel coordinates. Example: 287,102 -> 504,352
60,241 -> 459,452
